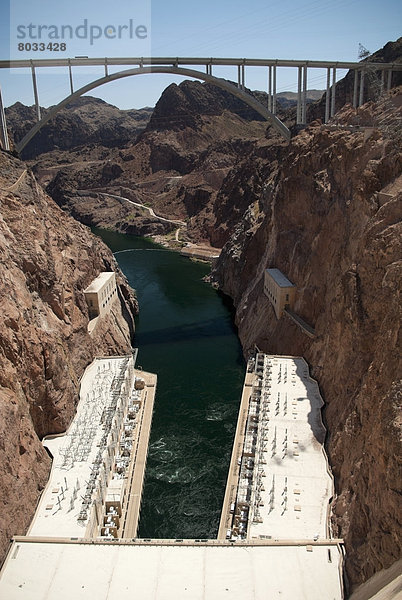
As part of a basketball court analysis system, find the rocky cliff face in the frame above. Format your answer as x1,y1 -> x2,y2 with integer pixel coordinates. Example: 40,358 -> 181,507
212,91 -> 402,591
0,150 -> 138,562
6,96 -> 153,159
19,80 -> 322,245
30,82 -> 269,243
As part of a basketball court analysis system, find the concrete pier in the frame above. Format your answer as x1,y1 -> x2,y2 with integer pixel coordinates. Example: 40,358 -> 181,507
218,370 -> 255,539
0,84 -> 9,151
120,370 -> 156,537
180,243 -> 221,262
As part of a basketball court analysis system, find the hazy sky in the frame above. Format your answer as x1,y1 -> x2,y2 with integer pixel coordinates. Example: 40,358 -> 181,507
0,0 -> 400,109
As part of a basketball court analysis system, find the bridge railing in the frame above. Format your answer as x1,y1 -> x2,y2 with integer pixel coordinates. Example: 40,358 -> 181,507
2,56 -> 402,69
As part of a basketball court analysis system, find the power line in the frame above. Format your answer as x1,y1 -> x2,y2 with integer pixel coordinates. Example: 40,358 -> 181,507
175,0 -> 363,57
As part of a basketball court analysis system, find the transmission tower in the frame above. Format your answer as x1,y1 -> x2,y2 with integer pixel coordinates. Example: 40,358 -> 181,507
358,43 -> 383,102
358,43 -> 371,61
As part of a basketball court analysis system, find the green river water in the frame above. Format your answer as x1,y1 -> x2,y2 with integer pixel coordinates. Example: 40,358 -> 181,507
93,228 -> 245,539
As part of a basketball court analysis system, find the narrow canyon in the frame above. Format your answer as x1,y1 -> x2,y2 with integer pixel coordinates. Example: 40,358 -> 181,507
1,37 -> 401,596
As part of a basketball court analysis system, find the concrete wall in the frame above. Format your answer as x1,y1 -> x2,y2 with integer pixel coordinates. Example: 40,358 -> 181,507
263,270 -> 296,319
84,272 -> 117,319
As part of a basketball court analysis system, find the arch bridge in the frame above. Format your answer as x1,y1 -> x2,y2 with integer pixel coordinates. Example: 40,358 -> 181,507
0,56 -> 401,153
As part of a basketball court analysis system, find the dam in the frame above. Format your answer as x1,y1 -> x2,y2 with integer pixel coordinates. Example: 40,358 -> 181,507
0,350 -> 344,599
0,237 -> 343,598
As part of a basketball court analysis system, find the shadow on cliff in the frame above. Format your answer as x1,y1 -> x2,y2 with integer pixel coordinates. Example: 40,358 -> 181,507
295,362 -> 326,445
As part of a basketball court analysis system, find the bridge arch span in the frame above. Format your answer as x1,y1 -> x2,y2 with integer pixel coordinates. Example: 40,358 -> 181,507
16,65 -> 291,153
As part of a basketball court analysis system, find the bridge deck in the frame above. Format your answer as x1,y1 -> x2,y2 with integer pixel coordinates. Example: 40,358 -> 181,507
2,55 -> 401,153
2,56 -> 402,70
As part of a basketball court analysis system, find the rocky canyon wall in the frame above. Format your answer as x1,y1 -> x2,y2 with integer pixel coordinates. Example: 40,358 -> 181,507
212,93 -> 401,591
0,150 -> 137,563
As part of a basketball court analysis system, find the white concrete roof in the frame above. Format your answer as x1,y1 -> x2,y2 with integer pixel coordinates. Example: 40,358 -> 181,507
266,269 -> 295,288
0,540 -> 344,600
84,271 -> 115,293
28,356 -> 134,538
247,356 -> 333,540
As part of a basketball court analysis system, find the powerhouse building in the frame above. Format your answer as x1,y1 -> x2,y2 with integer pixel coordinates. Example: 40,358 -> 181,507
84,271 -> 118,320
264,268 -> 296,319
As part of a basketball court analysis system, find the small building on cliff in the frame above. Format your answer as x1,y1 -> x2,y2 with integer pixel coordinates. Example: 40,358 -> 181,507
84,272 -> 118,320
264,268 -> 296,319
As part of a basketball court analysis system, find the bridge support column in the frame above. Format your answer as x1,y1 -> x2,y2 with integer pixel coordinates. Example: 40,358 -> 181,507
31,64 -> 41,122
104,59 -> 109,77
272,65 -> 276,115
380,69 -> 385,95
353,69 -> 358,108
297,66 -> 302,124
241,64 -> 245,90
236,64 -> 244,88
387,69 -> 392,91
330,66 -> 336,118
359,70 -> 365,106
68,63 -> 74,94
301,64 -> 307,124
206,63 -> 212,76
268,66 -> 272,111
325,67 -> 331,123
0,84 -> 10,152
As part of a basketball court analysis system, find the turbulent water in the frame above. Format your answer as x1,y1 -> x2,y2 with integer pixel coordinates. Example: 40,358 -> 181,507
93,229 -> 245,539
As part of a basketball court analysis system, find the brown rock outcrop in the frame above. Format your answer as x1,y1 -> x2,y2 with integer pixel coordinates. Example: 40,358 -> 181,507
6,96 -> 153,159
212,94 -> 402,590
28,82 -> 269,244
0,150 -> 138,562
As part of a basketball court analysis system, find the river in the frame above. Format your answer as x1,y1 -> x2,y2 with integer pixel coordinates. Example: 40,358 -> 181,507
93,228 -> 245,539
